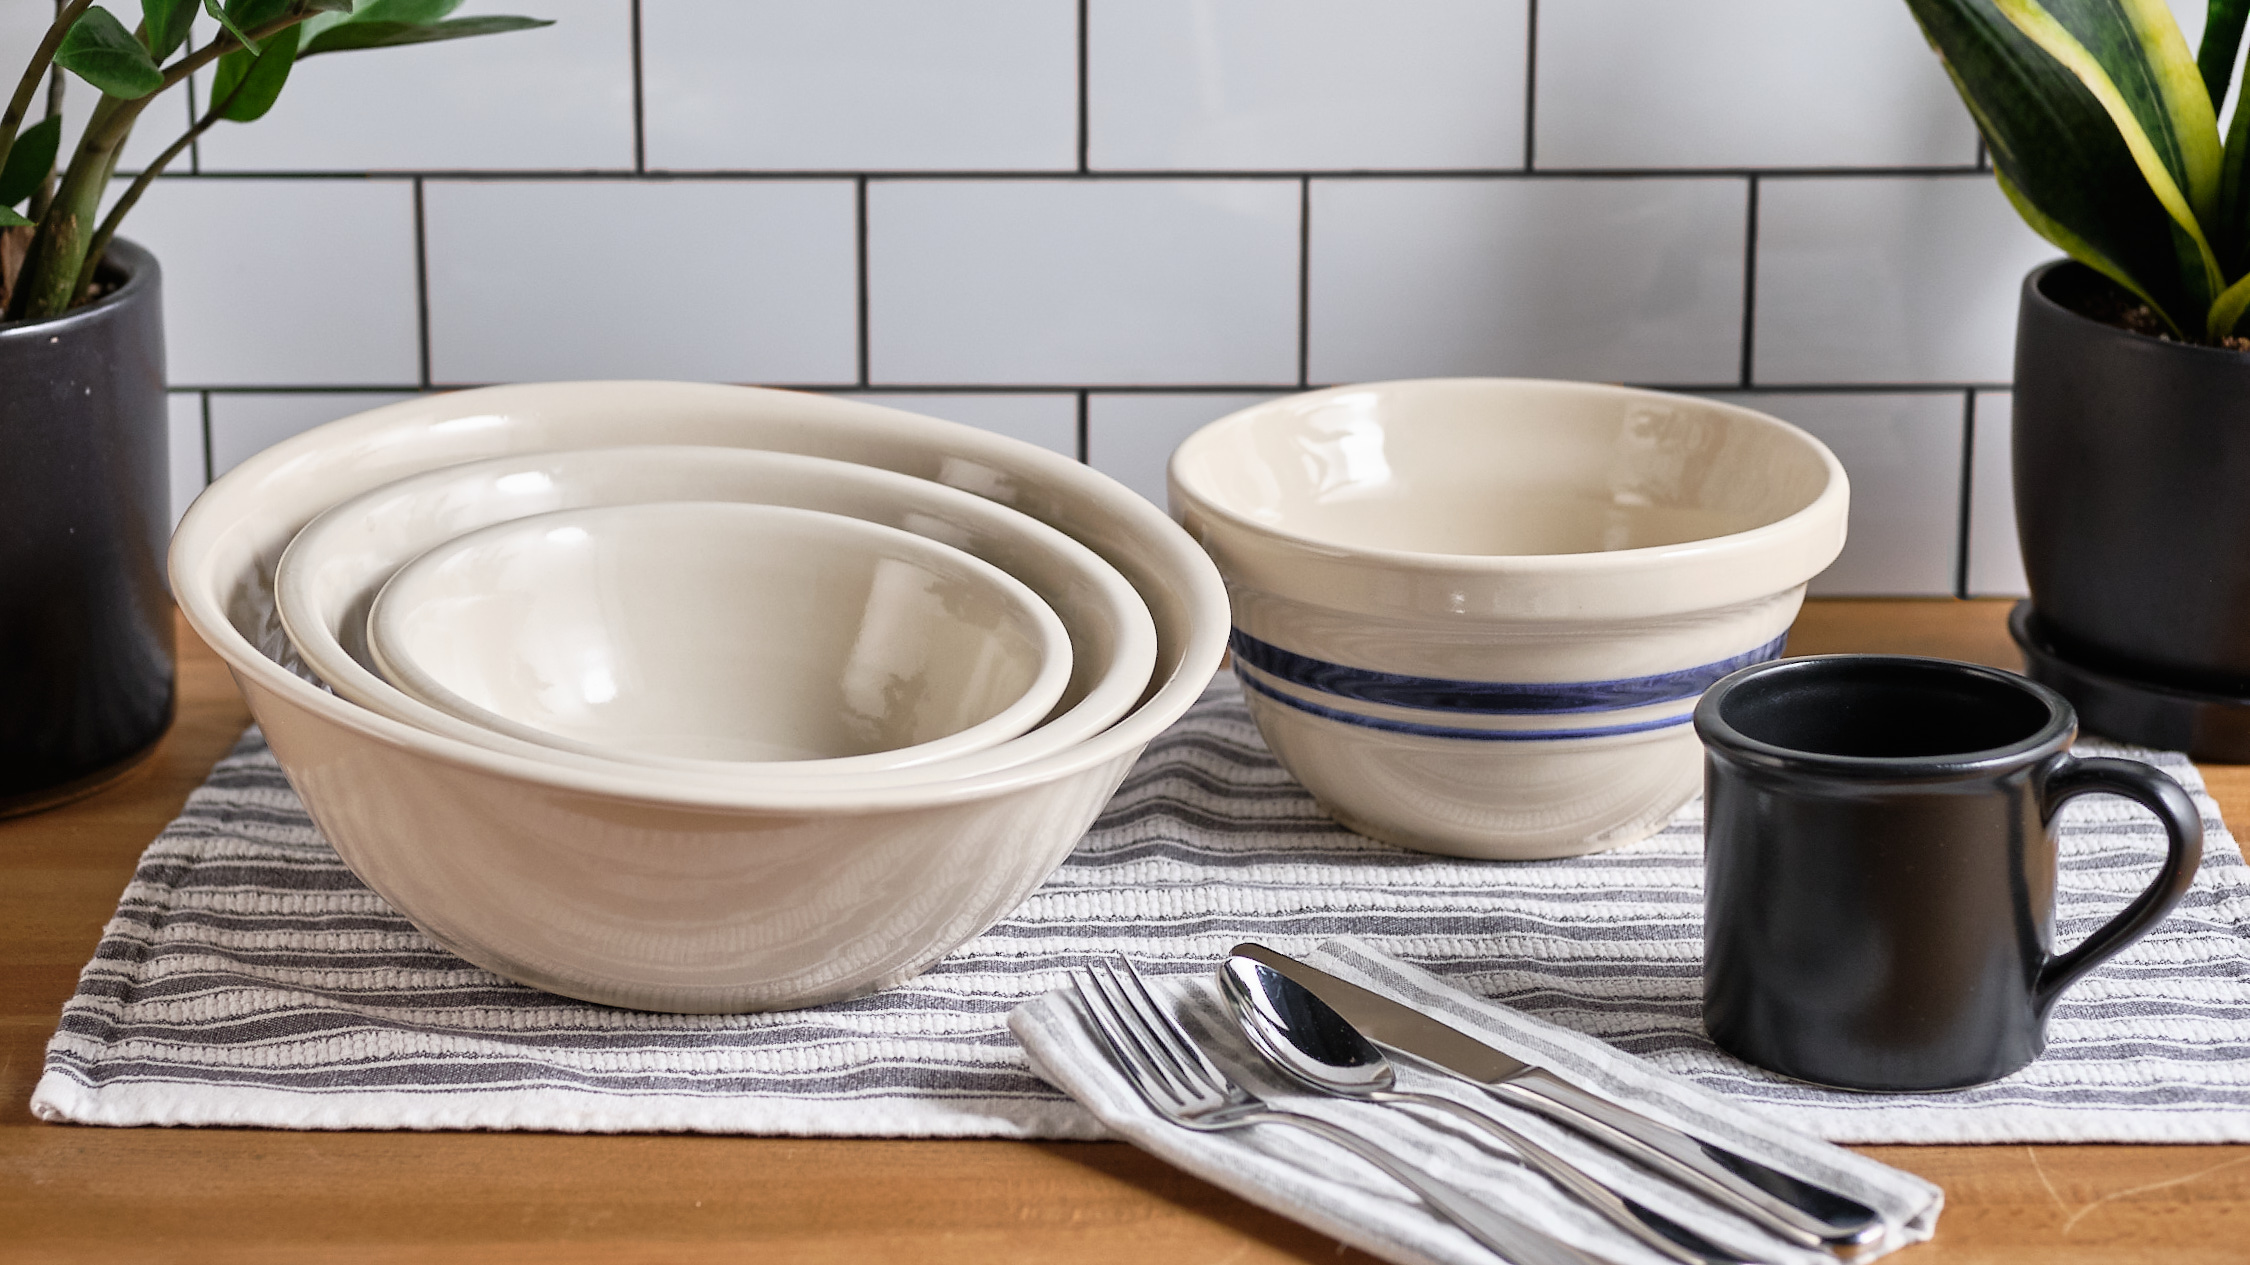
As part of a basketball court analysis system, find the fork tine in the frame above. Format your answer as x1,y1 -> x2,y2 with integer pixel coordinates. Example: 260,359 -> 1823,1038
1110,954 -> 1229,1093
1086,962 -> 1203,1105
1068,968 -> 1188,1114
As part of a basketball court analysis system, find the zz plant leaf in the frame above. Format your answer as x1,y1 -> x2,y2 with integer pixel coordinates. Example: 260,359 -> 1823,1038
2,1 -> 551,323
1907,0 -> 2250,342
211,23 -> 303,123
0,116 -> 63,208
53,6 -> 165,99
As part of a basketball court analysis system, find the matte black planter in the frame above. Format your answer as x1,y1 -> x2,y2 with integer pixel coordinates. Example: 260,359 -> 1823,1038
0,239 -> 175,814
2013,260 -> 2250,757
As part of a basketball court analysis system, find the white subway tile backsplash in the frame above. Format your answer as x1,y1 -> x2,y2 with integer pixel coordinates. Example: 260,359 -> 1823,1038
208,392 -> 416,477
1087,0 -> 1526,171
644,0 -> 1076,172
1088,392 -> 1277,507
1722,392 -> 1966,596
121,178 -> 421,387
1309,178 -> 1746,385
22,6 -> 2079,597
868,180 -> 1300,385
839,393 -> 1079,457
193,0 -> 633,173
424,180 -> 858,385
166,393 -> 205,528
1966,390 -> 2029,597
1754,175 -> 2056,385
1536,0 -> 1975,170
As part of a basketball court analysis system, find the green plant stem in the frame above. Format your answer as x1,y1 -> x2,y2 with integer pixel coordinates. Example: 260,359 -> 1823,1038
7,13 -> 305,321
0,0 -> 92,180
69,66 -> 252,305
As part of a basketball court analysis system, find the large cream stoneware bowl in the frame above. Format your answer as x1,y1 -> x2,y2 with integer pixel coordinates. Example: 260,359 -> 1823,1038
1168,378 -> 1848,860
273,445 -> 1155,787
365,502 -> 1072,771
171,382 -> 1227,1013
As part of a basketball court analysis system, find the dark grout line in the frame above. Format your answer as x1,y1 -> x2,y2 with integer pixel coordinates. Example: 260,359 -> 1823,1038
1296,178 -> 1312,389
136,164 -> 1997,183
412,178 -> 432,391
629,0 -> 646,174
1522,0 -> 1538,171
198,391 -> 213,485
184,60 -> 201,175
1955,390 -> 1978,599
1076,0 -> 1090,174
1663,381 -> 2013,395
855,177 -> 871,388
1739,175 -> 1759,389
178,380 -> 2010,398
1075,391 -> 1090,464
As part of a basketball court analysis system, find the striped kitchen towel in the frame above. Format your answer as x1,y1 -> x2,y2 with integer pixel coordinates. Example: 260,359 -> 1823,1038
33,670 -> 2250,1141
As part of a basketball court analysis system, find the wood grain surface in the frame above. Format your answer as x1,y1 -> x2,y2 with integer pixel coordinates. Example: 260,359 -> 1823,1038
3,599 -> 2245,1264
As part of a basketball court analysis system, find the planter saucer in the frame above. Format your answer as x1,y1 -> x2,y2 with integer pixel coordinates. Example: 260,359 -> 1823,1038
2010,601 -> 2250,763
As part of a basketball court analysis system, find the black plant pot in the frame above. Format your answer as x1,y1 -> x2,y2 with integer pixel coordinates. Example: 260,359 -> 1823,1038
2012,259 -> 2250,759
0,238 -> 175,814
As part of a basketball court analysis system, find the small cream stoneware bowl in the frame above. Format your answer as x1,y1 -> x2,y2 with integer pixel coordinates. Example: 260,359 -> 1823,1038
366,502 -> 1073,773
1168,377 -> 1849,860
274,445 -> 1155,789
170,382 -> 1227,1013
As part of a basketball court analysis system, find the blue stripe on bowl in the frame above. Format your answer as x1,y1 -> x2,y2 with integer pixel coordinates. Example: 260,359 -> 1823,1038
1238,671 -> 1697,742
1229,629 -> 1788,715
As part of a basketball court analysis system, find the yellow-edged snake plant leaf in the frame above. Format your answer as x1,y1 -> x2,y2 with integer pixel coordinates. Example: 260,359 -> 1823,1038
1908,0 -> 2214,331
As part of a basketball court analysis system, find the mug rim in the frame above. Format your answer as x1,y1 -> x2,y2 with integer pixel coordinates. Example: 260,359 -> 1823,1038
1693,654 -> 2076,775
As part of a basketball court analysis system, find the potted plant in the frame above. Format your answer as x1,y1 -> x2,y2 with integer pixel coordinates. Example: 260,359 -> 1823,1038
1907,0 -> 2250,758
0,0 -> 545,814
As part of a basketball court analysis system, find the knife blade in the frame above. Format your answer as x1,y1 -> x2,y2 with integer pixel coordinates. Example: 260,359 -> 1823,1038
1231,943 -> 1887,1259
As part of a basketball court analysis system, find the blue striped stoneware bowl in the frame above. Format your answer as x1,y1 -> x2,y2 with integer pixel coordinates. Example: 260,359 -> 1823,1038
1168,378 -> 1849,860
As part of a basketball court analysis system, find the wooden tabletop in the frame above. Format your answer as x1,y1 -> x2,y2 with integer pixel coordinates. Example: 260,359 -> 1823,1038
4,599 -> 2247,1264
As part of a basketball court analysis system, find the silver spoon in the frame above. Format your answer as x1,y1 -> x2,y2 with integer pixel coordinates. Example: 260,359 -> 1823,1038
1220,955 -> 1766,1265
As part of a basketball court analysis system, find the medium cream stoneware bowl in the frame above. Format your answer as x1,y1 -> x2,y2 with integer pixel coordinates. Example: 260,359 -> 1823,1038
170,382 -> 1228,1013
274,445 -> 1156,789
1168,378 -> 1848,860
366,502 -> 1072,772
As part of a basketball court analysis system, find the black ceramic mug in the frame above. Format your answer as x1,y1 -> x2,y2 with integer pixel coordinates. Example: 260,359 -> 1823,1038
1693,655 -> 2202,1091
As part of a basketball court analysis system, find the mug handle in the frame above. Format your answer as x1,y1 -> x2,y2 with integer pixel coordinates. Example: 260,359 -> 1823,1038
2032,755 -> 2204,1012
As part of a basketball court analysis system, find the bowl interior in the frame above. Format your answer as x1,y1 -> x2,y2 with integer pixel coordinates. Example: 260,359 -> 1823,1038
368,502 -> 1070,765
1175,379 -> 1834,557
275,444 -> 1157,786
173,383 -> 1228,811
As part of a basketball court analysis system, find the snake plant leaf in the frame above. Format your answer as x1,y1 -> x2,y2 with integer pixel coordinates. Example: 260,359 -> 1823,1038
141,0 -> 200,61
1908,0 -> 2208,327
1994,0 -> 2222,253
0,206 -> 34,227
210,21 -> 301,123
54,6 -> 165,99
2209,266 -> 2250,335
0,116 -> 63,208
302,14 -> 553,56
2199,0 -> 2250,105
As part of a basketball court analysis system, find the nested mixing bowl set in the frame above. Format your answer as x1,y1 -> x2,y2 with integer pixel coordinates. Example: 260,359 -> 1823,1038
172,378 -> 1846,1014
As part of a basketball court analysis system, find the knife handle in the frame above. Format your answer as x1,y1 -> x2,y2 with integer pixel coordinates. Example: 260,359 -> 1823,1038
1491,1070 -> 1886,1258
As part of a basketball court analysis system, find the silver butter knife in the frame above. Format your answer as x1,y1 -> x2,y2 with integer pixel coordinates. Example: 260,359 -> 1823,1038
1231,943 -> 1887,1259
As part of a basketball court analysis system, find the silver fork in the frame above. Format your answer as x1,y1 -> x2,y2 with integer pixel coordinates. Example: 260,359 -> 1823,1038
1070,958 -> 1619,1265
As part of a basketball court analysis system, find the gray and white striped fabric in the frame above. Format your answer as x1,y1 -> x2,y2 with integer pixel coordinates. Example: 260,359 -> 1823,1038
34,670 -> 2250,1141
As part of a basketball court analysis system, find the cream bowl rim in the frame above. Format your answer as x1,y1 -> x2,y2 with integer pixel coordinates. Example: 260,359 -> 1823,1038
1166,377 -> 1849,575
171,381 -> 1229,815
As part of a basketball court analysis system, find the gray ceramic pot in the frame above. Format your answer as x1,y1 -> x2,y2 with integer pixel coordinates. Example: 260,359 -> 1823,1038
0,238 -> 175,814
2012,260 -> 2250,757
